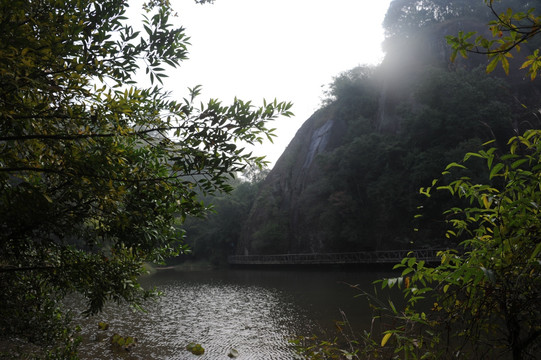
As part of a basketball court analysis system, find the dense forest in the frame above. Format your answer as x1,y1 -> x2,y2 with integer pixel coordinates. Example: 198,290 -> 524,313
186,60 -> 540,261
224,0 -> 541,256
177,167 -> 268,265
181,0 -> 541,260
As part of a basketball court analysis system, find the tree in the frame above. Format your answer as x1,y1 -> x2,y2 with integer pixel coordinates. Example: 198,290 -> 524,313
180,165 -> 268,265
383,0 -> 490,40
379,130 -> 541,359
294,64 -> 525,252
375,3 -> 541,359
446,0 -> 541,78
0,0 -> 292,356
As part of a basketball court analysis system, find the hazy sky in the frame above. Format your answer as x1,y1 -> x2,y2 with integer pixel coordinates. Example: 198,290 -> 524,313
157,0 -> 392,167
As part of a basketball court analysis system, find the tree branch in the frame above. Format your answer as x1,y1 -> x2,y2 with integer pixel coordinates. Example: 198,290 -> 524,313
467,3 -> 541,56
0,166 -> 221,184
0,265 -> 58,273
0,126 -> 178,142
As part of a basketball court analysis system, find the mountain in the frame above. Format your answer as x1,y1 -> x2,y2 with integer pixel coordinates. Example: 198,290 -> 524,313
236,2 -> 541,255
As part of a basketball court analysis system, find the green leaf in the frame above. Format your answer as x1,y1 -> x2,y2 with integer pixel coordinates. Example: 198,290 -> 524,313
486,56 -> 499,74
530,242 -> 541,261
489,163 -> 505,179
464,152 -> 484,161
501,55 -> 510,75
511,158 -> 528,169
389,300 -> 397,314
143,24 -> 152,35
445,162 -> 467,170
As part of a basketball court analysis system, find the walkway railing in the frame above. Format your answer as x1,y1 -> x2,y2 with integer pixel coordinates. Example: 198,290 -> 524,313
228,249 -> 443,266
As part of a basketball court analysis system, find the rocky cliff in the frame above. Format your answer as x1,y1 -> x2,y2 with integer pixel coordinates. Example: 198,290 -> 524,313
237,105 -> 348,255
237,16 -> 541,255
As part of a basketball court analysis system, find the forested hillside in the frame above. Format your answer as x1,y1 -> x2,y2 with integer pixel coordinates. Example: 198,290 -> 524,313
236,0 -> 541,255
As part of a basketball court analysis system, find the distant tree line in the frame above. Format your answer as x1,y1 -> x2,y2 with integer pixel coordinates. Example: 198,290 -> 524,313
173,166 -> 269,266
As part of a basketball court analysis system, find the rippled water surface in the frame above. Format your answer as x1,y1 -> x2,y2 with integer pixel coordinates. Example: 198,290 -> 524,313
74,269 -> 393,359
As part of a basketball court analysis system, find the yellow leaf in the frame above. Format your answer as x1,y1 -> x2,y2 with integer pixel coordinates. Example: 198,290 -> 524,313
482,194 -> 490,209
381,332 -> 393,347
520,60 -> 533,69
441,254 -> 447,265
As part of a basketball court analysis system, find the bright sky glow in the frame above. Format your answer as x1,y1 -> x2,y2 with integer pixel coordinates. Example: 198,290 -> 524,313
161,0 -> 392,167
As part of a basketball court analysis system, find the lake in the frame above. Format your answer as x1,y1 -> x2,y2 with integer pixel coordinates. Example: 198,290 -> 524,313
74,267 -> 398,359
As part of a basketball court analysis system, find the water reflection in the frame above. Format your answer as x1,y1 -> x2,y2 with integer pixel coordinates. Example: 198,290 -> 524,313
74,269 -> 394,359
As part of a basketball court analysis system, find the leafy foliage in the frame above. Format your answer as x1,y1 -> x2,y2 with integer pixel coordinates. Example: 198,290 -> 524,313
292,310 -> 365,360
179,167 -> 268,265
384,0 -> 490,39
0,0 -> 291,355
186,342 -> 205,355
110,333 -> 137,352
299,66 -> 525,252
446,0 -> 541,77
378,130 -> 541,359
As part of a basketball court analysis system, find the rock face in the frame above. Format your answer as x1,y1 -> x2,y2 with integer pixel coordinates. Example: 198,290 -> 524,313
237,17 -> 541,256
237,105 -> 347,255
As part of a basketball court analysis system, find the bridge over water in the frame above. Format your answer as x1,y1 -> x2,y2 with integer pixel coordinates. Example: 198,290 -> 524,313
228,249 -> 443,266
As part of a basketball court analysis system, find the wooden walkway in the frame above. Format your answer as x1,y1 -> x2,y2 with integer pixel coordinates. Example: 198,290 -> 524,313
228,249 -> 442,266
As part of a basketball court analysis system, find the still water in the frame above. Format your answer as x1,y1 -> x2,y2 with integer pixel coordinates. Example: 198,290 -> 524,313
75,268 -> 396,360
